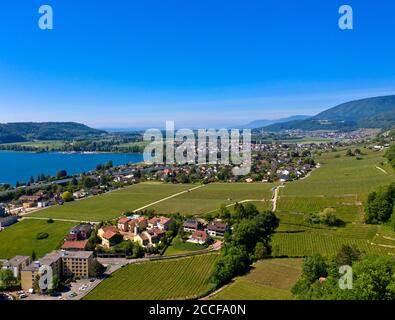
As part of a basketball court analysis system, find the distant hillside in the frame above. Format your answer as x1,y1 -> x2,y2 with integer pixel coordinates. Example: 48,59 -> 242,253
0,122 -> 107,143
262,95 -> 395,131
239,115 -> 311,129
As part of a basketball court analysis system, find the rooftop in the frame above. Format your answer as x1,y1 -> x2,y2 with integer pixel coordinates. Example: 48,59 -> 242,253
61,240 -> 89,250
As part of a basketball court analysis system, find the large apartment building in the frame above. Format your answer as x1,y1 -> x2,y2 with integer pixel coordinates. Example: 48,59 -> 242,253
61,250 -> 94,278
21,250 -> 94,292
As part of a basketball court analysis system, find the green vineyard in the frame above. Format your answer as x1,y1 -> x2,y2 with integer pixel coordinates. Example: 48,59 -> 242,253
85,253 -> 218,300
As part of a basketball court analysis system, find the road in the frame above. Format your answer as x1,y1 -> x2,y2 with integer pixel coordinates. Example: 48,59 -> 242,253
132,184 -> 205,212
272,185 -> 284,212
376,166 -> 388,174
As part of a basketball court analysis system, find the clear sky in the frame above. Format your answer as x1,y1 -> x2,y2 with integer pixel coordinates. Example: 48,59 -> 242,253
1,0 -> 395,128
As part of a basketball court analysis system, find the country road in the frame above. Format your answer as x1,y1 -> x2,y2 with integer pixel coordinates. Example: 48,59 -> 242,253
132,184 -> 204,212
272,185 -> 284,212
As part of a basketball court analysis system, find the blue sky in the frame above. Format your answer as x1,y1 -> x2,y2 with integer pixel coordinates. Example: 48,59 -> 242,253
1,0 -> 395,128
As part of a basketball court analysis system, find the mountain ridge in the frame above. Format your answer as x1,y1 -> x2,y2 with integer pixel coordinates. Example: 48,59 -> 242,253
0,122 -> 107,143
261,95 -> 395,132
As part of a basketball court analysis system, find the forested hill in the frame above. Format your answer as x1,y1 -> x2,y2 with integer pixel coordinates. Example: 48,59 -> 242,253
0,122 -> 107,143
261,95 -> 395,132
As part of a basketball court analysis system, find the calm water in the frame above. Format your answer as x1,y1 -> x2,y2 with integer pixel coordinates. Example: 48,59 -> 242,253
0,151 -> 144,186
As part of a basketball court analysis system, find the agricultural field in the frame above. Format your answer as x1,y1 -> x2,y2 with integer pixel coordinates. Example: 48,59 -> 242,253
273,148 -> 395,257
32,183 -> 192,222
210,258 -> 302,300
85,253 -> 218,300
0,140 -> 66,149
148,183 -> 275,215
0,219 -> 75,259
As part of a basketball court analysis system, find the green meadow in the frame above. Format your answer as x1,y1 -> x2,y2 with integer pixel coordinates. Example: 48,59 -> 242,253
211,258 -> 302,300
32,182 -> 191,221
0,219 -> 75,259
148,182 -> 275,215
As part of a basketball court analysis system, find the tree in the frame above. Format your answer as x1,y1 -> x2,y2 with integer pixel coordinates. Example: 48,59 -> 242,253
365,184 -> 394,224
302,254 -> 328,283
91,259 -> 106,277
56,170 -> 67,179
0,269 -> 15,288
81,176 -> 98,188
318,208 -> 338,226
335,244 -> 362,266
254,242 -> 271,260
104,160 -> 113,169
132,244 -> 144,258
61,191 -> 73,202
219,204 -> 231,221
349,255 -> 395,300
31,250 -> 37,261
346,149 -> 354,157
48,275 -> 61,295
71,177 -> 78,186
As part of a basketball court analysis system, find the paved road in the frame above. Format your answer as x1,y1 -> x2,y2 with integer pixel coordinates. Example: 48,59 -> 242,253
21,216 -> 99,224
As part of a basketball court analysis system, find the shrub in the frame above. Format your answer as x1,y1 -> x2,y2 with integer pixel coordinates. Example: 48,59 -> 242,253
36,232 -> 49,240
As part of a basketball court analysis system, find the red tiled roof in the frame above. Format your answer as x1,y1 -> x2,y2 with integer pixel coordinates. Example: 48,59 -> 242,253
102,226 -> 117,233
102,230 -> 118,240
207,222 -> 229,232
61,240 -> 88,250
191,230 -> 208,242
118,217 -> 130,224
149,217 -> 160,224
152,228 -> 165,236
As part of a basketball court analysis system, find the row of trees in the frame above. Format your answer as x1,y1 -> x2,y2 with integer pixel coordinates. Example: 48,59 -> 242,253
210,203 -> 279,288
364,183 -> 395,229
292,245 -> 395,300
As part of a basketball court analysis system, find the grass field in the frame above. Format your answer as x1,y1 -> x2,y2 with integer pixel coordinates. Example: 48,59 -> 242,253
31,182 -> 274,221
273,148 -> 395,257
163,236 -> 208,256
210,258 -> 302,300
148,183 -> 275,215
0,219 -> 75,259
85,253 -> 218,300
32,183 -> 192,221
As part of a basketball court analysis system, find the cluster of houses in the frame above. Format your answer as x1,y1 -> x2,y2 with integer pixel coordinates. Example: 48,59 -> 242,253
97,215 -> 173,248
55,214 -> 231,251
0,203 -> 18,231
61,224 -> 95,251
182,219 -> 230,245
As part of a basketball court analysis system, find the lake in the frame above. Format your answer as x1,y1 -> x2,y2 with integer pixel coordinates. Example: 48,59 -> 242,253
0,151 -> 144,186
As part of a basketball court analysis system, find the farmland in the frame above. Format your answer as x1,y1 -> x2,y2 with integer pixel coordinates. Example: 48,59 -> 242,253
30,182 -> 275,221
85,253 -> 218,300
148,182 -> 275,215
273,148 -> 395,257
32,183 -> 191,221
0,219 -> 75,259
210,258 -> 302,300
